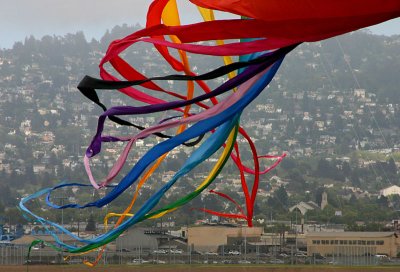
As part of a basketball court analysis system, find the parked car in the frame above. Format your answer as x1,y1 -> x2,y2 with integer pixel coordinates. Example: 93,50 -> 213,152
127,258 -> 149,265
205,251 -> 218,256
312,253 -> 326,259
151,259 -> 166,264
152,249 -> 167,254
295,250 -> 307,256
203,260 -> 218,264
238,260 -> 251,264
305,258 -> 326,265
170,249 -> 183,254
228,250 -> 241,255
295,252 -> 307,257
269,259 -> 284,264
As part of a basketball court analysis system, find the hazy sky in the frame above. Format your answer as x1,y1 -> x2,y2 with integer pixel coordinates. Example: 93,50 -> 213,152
1,0 -> 400,49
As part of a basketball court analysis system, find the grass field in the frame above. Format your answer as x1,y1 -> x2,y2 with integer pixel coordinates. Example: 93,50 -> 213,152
2,265 -> 400,272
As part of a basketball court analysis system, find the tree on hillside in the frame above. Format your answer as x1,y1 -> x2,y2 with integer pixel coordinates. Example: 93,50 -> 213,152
315,187 -> 325,207
273,185 -> 289,209
388,158 -> 397,175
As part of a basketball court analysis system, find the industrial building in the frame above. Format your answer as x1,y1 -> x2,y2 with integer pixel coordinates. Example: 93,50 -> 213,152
306,231 -> 400,258
187,225 -> 263,252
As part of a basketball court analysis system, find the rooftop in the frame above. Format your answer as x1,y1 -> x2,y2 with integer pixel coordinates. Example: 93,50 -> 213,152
306,232 -> 396,238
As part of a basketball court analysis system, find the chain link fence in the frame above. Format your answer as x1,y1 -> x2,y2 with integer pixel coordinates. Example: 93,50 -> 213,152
0,244 -> 397,266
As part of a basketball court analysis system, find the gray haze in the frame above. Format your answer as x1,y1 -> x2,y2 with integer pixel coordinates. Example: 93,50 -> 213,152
0,0 -> 399,48
0,0 -> 200,48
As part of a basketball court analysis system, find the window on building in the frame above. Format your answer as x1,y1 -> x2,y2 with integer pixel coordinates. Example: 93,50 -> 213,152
376,240 -> 384,245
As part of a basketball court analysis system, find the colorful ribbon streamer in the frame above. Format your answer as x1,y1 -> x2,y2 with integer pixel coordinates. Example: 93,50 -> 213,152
19,0 -> 400,266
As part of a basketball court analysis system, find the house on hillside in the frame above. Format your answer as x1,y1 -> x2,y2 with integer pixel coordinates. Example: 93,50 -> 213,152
289,201 -> 320,215
380,185 -> 400,197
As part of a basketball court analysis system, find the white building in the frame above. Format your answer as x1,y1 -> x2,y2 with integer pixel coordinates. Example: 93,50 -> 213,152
289,201 -> 320,215
380,185 -> 400,197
